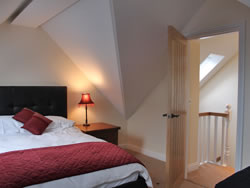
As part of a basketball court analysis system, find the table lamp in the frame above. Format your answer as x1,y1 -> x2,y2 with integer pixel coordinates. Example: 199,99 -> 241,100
79,93 -> 94,126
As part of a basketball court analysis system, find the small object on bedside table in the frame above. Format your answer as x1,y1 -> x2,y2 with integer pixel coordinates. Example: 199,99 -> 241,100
78,93 -> 94,127
75,122 -> 120,145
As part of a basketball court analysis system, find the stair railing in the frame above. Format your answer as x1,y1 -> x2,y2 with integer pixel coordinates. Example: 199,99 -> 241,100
198,105 -> 231,166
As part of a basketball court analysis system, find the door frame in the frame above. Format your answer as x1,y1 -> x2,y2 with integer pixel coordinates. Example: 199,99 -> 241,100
184,21 -> 246,176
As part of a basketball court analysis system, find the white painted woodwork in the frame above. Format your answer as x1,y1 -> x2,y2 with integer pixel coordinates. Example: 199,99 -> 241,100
183,0 -> 247,171
225,105 -> 231,166
221,118 -> 225,165
12,0 -> 79,28
166,26 -> 187,188
214,116 -> 218,162
198,105 -> 231,166
202,117 -> 206,163
198,117 -> 202,164
0,0 -> 24,24
225,119 -> 230,165
207,116 -> 211,162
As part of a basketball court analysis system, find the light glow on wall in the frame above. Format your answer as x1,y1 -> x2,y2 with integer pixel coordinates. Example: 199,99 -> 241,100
200,54 -> 224,81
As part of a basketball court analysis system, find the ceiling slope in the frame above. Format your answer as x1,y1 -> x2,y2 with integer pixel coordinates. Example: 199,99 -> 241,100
112,0 -> 205,117
42,0 -> 205,119
42,0 -> 125,116
200,32 -> 239,63
238,0 -> 250,8
12,0 -> 79,28
0,0 -> 24,24
200,32 -> 239,86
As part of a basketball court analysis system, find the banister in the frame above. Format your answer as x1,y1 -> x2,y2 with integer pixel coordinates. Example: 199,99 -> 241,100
199,112 -> 229,118
198,105 -> 231,167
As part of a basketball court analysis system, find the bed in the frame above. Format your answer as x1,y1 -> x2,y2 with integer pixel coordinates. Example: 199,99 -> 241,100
0,86 -> 152,188
215,167 -> 250,188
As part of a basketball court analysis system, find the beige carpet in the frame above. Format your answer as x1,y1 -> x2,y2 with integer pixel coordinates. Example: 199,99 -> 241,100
187,163 -> 235,188
127,149 -> 204,188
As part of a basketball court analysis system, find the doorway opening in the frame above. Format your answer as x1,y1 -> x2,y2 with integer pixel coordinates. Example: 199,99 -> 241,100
186,31 -> 239,188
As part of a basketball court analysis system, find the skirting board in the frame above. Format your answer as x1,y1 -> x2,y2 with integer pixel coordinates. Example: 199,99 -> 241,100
119,144 -> 166,162
188,162 -> 200,172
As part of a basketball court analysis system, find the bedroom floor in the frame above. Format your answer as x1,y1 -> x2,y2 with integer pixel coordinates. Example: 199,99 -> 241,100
187,163 -> 235,188
127,150 -> 204,188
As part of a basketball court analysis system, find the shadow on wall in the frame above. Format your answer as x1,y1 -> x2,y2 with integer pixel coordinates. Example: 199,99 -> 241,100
126,135 -> 144,151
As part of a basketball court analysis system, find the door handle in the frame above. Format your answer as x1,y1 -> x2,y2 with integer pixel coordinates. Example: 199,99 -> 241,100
169,114 -> 180,119
163,113 -> 180,119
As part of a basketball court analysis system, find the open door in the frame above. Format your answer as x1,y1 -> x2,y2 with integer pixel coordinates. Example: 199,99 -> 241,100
166,26 -> 188,188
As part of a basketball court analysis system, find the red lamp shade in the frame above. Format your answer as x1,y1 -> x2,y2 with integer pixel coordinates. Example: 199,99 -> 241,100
79,93 -> 94,105
79,93 -> 94,127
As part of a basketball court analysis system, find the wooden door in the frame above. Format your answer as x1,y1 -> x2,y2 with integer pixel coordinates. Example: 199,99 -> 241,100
166,26 -> 188,188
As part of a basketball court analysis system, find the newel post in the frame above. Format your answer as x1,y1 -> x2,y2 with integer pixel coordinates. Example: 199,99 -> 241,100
224,104 -> 231,166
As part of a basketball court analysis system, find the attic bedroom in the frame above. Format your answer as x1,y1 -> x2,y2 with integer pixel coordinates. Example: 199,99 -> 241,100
1,0 -> 250,188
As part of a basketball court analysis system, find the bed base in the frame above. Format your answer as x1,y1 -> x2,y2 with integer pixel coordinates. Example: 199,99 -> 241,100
114,176 -> 148,188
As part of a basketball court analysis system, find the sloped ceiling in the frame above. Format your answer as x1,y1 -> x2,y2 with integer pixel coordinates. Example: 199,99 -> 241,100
2,0 -> 206,119
0,0 -> 24,24
112,0 -> 205,117
42,0 -> 125,116
200,32 -> 239,86
12,0 -> 79,28
200,32 -> 239,63
238,0 -> 250,8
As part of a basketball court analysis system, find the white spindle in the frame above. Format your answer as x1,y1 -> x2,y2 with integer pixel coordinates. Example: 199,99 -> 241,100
198,117 -> 201,164
198,106 -> 231,167
225,117 -> 230,166
214,116 -> 218,163
202,116 -> 206,164
207,116 -> 211,162
221,117 -> 225,166
224,105 -> 231,166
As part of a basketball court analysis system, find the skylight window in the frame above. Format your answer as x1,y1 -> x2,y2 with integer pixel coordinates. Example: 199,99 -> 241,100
200,54 -> 224,81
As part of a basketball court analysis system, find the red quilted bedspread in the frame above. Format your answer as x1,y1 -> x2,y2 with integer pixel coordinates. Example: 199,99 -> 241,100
0,142 -> 142,188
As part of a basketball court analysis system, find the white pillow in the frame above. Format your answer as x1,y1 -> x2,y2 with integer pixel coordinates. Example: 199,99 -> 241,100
45,116 -> 75,132
0,116 -> 32,135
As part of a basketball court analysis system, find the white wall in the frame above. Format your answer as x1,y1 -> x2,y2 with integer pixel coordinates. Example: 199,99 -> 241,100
42,0 -> 125,116
126,76 -> 167,161
183,0 -> 250,169
0,23 -> 127,144
112,0 -> 205,119
200,55 -> 238,168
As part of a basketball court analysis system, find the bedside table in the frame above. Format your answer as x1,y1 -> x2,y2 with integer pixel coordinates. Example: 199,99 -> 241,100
75,122 -> 120,145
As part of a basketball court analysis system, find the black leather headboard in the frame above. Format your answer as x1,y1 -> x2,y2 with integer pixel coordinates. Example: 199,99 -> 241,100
0,86 -> 67,118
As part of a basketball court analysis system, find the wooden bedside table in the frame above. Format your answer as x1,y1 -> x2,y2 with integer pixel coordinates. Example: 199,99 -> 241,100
75,122 -> 120,145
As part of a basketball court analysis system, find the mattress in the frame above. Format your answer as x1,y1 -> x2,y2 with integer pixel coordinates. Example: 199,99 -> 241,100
0,127 -> 153,188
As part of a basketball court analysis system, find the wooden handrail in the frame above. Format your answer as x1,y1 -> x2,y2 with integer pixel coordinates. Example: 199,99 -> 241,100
199,112 -> 229,118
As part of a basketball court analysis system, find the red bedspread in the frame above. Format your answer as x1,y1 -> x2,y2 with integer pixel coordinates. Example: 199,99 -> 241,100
0,142 -> 142,188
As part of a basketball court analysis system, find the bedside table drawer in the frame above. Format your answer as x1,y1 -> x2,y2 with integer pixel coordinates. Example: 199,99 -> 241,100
87,129 -> 118,145
75,123 -> 120,145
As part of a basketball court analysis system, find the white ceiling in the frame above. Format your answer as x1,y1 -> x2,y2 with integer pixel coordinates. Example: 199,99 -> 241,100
200,32 -> 239,86
42,0 -> 126,116
0,0 -> 24,24
0,0 -> 206,118
200,32 -> 239,63
238,0 -> 250,8
42,0 -> 205,118
12,0 -> 79,28
112,0 -> 205,117
42,0 -> 206,118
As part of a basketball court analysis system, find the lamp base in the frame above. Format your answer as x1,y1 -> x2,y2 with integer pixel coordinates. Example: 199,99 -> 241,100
83,123 -> 90,127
